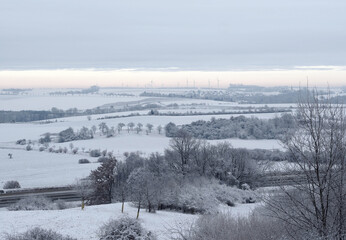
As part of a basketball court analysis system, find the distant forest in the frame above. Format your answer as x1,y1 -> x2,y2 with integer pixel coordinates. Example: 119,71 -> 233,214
141,88 -> 345,104
165,114 -> 296,140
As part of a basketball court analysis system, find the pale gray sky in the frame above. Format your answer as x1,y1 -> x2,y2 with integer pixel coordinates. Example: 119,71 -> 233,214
0,0 -> 345,87
1,0 -> 346,70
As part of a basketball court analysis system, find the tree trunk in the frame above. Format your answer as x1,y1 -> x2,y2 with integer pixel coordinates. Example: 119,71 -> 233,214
136,201 -> 141,219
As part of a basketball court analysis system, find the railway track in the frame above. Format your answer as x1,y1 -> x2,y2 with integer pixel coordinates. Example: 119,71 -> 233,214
0,187 -> 81,208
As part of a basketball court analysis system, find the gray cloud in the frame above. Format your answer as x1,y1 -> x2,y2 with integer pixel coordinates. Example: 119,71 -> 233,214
1,0 -> 345,70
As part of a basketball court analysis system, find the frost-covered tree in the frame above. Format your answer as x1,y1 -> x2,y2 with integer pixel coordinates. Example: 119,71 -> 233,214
157,125 -> 162,134
165,129 -> 200,176
127,167 -> 159,217
117,123 -> 125,133
146,123 -> 153,133
136,123 -> 143,134
99,122 -> 109,136
77,126 -> 93,140
127,122 -> 135,132
91,125 -> 97,134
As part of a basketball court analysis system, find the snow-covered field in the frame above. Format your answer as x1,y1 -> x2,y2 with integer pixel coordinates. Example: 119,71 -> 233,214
0,95 -> 147,111
0,90 -> 286,189
0,202 -> 260,240
0,112 -> 284,143
0,148 -> 99,188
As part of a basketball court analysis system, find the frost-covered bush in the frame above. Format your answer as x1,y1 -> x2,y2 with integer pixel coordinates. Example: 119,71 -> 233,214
4,227 -> 76,240
180,211 -> 287,240
8,196 -> 63,211
78,159 -> 90,164
72,148 -> 79,154
26,145 -> 32,151
160,179 -> 257,213
39,146 -> 45,152
90,149 -> 101,157
3,180 -> 21,189
98,217 -> 156,240
55,199 -> 68,210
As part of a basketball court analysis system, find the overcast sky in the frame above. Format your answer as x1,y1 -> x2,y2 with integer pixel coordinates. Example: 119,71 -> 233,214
0,0 -> 345,87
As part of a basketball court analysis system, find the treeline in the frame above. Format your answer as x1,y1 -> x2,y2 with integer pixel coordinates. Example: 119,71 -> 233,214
0,110 -> 66,123
0,103 -> 160,123
49,85 -> 100,95
165,114 -> 296,140
141,89 -> 344,104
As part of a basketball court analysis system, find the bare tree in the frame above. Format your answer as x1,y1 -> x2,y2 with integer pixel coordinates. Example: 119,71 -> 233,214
157,125 -> 163,134
266,89 -> 346,239
117,123 -> 125,133
127,122 -> 135,133
146,123 -> 153,133
166,130 -> 200,176
136,123 -> 143,134
75,179 -> 93,210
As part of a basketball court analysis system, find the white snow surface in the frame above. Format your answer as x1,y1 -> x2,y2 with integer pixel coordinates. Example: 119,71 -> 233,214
0,95 -> 146,111
0,202 -> 259,240
0,149 -> 99,189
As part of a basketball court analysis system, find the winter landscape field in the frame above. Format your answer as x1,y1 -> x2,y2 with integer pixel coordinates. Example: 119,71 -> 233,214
0,87 -> 294,238
1,85 -> 345,240
2,0 -> 346,239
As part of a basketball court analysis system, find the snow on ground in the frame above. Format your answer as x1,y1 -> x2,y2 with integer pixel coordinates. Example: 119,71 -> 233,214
0,95 -> 147,111
54,134 -> 284,156
0,149 -> 99,189
0,202 -> 259,240
0,112 -> 286,143
0,134 -> 283,189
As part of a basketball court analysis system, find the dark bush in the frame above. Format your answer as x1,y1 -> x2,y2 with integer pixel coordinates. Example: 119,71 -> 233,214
3,180 -> 21,189
89,149 -> 101,157
26,145 -> 32,151
78,159 -> 90,164
16,139 -> 26,145
72,148 -> 78,154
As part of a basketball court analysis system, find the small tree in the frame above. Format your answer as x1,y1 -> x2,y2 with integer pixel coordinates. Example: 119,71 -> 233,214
91,125 -> 97,134
99,122 -> 109,136
157,125 -> 163,134
127,122 -> 135,133
117,123 -> 125,133
136,123 -> 143,134
75,179 -> 92,210
146,123 -> 153,133
127,168 -> 158,218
